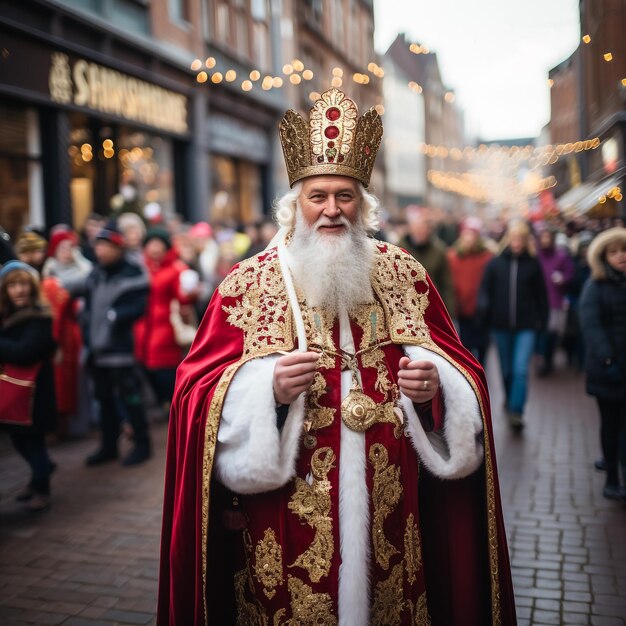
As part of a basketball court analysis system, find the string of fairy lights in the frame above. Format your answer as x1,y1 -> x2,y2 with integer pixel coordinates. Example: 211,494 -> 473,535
189,34 -> 622,206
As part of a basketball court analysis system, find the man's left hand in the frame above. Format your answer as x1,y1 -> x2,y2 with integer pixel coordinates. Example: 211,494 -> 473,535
398,357 -> 440,403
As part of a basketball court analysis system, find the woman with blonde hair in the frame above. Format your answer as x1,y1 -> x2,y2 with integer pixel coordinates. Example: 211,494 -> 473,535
478,219 -> 548,431
579,227 -> 626,500
0,261 -> 57,511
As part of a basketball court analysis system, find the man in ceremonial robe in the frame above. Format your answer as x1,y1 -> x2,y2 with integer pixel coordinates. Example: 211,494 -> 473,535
158,89 -> 516,626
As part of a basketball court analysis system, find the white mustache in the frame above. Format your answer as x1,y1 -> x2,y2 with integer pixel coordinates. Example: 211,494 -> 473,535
314,215 -> 351,230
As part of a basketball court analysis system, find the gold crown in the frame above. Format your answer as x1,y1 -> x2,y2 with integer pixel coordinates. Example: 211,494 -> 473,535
279,89 -> 383,188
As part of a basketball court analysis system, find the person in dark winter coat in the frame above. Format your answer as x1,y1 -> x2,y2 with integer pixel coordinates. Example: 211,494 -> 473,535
579,227 -> 626,500
478,220 -> 549,431
75,223 -> 151,467
0,261 -> 57,511
399,205 -> 456,314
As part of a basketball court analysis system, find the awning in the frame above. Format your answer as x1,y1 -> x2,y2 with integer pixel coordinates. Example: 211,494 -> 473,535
558,175 -> 621,216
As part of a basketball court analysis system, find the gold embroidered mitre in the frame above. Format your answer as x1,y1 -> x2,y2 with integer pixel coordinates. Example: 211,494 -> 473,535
279,88 -> 383,188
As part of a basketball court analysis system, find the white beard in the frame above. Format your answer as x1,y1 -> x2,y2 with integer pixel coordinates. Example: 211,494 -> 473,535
287,208 -> 376,315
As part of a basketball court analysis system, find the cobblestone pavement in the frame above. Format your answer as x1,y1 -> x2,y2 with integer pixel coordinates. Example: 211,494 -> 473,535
0,354 -> 625,625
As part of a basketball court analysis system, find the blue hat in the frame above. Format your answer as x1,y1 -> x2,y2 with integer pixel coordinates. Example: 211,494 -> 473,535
0,260 -> 39,281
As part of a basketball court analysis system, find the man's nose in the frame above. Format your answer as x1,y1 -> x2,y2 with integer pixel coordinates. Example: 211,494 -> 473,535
323,195 -> 341,217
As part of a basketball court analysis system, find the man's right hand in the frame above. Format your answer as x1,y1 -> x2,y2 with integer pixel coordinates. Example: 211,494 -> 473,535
273,351 -> 320,405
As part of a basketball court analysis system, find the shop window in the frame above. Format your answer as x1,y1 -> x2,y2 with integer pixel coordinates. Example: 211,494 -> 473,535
68,114 -> 176,228
0,104 -> 43,239
117,130 -> 175,219
210,155 -> 262,225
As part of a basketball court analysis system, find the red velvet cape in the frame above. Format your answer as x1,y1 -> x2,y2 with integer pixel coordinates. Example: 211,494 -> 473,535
157,244 -> 516,626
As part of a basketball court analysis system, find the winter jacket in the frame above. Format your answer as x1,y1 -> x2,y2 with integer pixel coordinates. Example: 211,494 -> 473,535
134,249 -> 193,370
579,264 -> 626,400
447,245 -> 493,318
537,246 -> 575,310
79,258 -> 148,367
399,235 -> 456,315
478,249 -> 549,331
0,306 -> 57,433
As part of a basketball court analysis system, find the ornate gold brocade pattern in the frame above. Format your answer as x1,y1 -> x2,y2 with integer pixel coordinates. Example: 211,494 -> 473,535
403,513 -> 422,585
254,529 -> 284,600
219,251 -> 294,359
234,568 -> 269,626
304,372 -> 335,431
300,305 -> 336,370
288,447 -> 335,582
352,303 -> 394,397
369,443 -> 403,570
409,592 -> 431,626
371,563 -> 405,626
371,245 -> 432,346
283,576 -> 337,626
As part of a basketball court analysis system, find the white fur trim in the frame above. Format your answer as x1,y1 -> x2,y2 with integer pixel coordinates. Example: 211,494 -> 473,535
338,371 -> 370,626
215,355 -> 305,494
401,345 -> 484,479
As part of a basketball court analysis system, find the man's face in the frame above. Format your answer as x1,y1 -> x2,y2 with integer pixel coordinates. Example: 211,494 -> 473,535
299,176 -> 360,236
407,216 -> 432,244
95,240 -> 123,266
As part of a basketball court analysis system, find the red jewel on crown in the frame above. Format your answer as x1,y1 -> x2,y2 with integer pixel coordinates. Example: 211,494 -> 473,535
325,126 -> 339,139
326,107 -> 341,121
364,145 -> 371,155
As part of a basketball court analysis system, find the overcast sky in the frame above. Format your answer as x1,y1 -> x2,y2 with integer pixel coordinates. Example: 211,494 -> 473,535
374,0 -> 581,142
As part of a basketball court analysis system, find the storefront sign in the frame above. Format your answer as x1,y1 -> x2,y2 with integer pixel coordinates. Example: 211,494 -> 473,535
49,53 -> 188,134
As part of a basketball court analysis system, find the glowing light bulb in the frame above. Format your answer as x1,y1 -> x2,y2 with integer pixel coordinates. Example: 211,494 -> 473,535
191,59 -> 202,71
604,52 -> 613,62
302,69 -> 314,80
289,74 -> 301,85
242,80 -> 253,91
211,72 -> 223,83
582,34 -> 591,44
282,64 -> 293,75
250,70 -> 261,81
205,57 -> 216,69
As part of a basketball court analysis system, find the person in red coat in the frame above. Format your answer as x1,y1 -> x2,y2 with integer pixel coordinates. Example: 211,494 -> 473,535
134,228 -> 196,412
447,218 -> 494,364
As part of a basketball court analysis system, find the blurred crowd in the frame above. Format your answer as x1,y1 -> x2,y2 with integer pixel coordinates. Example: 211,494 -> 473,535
0,205 -> 625,511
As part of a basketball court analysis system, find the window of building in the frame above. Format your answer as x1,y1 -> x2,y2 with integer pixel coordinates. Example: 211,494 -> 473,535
168,0 -> 188,23
210,155 -> 263,225
57,0 -> 151,35
0,104 -> 43,239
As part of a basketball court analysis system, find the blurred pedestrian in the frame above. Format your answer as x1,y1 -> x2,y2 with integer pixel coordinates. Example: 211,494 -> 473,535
535,223 -> 574,376
563,231 -> 593,371
0,261 -> 57,511
77,222 -> 151,467
447,217 -> 494,364
79,213 -> 107,264
0,226 -> 15,265
41,227 -> 92,437
479,220 -> 548,431
399,205 -> 456,314
15,230 -> 47,274
118,212 -> 147,267
134,228 -> 197,415
579,227 -> 626,500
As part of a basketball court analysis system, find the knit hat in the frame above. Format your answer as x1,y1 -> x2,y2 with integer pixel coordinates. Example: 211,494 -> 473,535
15,231 -> 47,255
189,222 -> 213,239
144,227 -> 172,249
48,227 -> 79,258
96,222 -> 125,247
0,260 -> 39,281
460,217 -> 482,235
